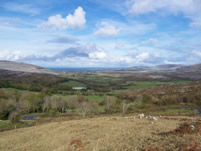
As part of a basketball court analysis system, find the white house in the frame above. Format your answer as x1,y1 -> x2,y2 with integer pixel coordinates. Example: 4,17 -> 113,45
72,87 -> 86,90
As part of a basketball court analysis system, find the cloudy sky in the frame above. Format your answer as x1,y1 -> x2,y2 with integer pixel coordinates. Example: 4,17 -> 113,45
0,0 -> 201,67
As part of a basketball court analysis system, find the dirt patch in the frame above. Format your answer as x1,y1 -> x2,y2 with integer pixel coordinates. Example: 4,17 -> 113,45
69,139 -> 85,151
181,142 -> 201,151
171,122 -> 201,135
144,147 -> 160,151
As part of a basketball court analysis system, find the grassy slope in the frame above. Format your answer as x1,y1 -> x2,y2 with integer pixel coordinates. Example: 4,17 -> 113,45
0,116 -> 201,151
0,120 -> 35,132
87,95 -> 104,103
125,80 -> 191,89
59,80 -> 86,87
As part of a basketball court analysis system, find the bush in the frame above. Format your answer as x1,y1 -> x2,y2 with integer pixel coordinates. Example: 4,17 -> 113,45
0,99 -> 17,120
49,109 -> 59,117
142,94 -> 152,103
9,111 -> 21,123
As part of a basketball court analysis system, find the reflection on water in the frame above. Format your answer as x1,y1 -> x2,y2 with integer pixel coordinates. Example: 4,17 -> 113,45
23,115 -> 39,120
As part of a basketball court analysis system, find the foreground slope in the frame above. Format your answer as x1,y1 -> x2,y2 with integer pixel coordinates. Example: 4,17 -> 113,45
0,116 -> 201,151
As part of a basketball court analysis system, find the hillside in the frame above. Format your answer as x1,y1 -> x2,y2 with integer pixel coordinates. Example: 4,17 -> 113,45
125,64 -> 185,72
176,64 -> 201,73
0,61 -> 65,91
152,64 -> 184,71
0,116 -> 201,151
0,61 -> 57,75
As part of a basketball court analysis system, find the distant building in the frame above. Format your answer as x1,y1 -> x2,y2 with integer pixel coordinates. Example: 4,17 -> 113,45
87,89 -> 94,92
72,87 -> 86,90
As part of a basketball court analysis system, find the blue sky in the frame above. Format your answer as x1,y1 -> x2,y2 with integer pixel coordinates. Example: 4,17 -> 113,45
0,0 -> 201,67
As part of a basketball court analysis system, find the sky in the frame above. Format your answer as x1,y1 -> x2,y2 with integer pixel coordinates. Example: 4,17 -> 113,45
0,0 -> 201,67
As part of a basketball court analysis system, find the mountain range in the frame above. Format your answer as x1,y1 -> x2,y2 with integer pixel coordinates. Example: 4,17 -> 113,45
125,64 -> 201,73
0,61 -> 201,80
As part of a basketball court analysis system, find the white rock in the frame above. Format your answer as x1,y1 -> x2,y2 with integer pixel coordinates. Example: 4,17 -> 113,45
138,113 -> 145,119
191,125 -> 195,131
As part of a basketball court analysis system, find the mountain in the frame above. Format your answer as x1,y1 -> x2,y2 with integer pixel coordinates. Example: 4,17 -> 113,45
176,64 -> 201,73
151,64 -> 185,72
121,64 -> 201,80
125,64 -> 185,72
0,61 -> 64,90
0,61 -> 57,75
125,66 -> 150,72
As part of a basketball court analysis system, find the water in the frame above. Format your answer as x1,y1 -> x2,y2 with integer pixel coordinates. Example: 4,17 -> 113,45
182,106 -> 201,115
48,67 -> 121,72
197,108 -> 201,115
23,115 -> 39,120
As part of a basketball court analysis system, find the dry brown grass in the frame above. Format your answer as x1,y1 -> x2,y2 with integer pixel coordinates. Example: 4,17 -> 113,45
0,116 -> 201,151
171,122 -> 201,136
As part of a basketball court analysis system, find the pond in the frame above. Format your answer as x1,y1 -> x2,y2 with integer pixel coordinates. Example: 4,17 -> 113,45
23,115 -> 39,120
197,108 -> 201,115
182,106 -> 201,115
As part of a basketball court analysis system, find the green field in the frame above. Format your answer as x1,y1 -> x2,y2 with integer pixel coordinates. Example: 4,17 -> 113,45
59,80 -> 86,87
87,95 -> 104,103
2,88 -> 26,92
0,120 -> 9,128
125,80 -> 191,90
51,95 -> 105,103
0,120 -> 35,132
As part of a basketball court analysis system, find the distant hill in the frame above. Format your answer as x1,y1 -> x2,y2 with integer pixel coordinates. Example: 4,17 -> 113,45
123,64 -> 184,72
176,64 -> 201,73
125,64 -> 186,72
0,61 -> 64,90
122,64 -> 201,80
151,64 -> 185,72
0,61 -> 57,75
125,66 -> 150,72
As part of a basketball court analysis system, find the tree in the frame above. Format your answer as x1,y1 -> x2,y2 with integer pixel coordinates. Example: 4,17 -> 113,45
103,96 -> 116,113
42,96 -> 51,112
78,101 -> 92,117
76,96 -> 98,117
0,99 -> 17,120
121,99 -> 130,115
9,111 -> 21,123
26,93 -> 44,112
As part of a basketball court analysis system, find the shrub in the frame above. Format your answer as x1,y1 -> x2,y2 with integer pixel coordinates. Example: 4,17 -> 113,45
103,96 -> 116,113
9,111 -> 21,123
142,94 -> 152,103
49,109 -> 59,117
0,99 -> 16,120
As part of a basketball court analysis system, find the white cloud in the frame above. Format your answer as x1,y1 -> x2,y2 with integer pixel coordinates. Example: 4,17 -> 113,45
94,22 -> 120,37
39,7 -> 86,30
0,50 -> 28,61
164,60 -> 184,64
190,21 -> 201,29
119,52 -> 150,64
126,0 -> 201,29
94,20 -> 156,36
89,51 -> 107,59
3,3 -> 40,16
136,52 -> 150,63
126,0 -> 200,15
192,50 -> 201,57
119,57 -> 134,63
